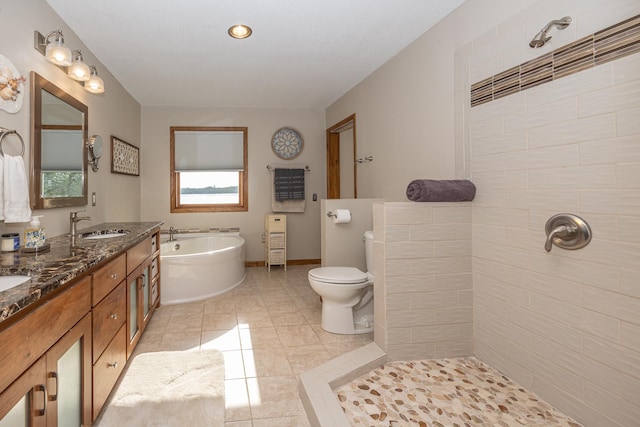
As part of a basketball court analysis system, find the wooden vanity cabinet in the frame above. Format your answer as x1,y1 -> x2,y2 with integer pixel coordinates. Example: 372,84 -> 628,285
0,230 -> 161,425
0,278 -> 92,427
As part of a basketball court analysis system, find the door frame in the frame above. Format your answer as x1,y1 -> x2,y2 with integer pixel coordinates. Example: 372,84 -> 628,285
326,114 -> 356,199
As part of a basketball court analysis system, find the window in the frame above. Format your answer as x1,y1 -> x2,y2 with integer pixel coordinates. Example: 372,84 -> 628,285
170,126 -> 248,212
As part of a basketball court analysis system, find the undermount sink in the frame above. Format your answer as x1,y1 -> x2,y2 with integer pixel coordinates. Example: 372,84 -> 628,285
81,229 -> 130,240
0,275 -> 31,292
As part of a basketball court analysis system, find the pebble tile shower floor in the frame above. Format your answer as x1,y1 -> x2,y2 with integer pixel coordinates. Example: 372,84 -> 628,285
335,357 -> 583,426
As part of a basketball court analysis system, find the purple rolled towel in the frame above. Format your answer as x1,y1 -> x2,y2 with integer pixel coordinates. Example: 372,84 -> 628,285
406,179 -> 476,202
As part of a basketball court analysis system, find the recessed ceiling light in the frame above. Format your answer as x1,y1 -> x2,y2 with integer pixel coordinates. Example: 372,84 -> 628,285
228,24 -> 252,39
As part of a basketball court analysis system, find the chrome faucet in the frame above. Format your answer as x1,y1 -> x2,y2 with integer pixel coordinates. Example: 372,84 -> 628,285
168,226 -> 176,242
70,210 -> 91,237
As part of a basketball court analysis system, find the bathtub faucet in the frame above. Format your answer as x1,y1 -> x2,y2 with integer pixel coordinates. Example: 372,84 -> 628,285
168,226 -> 176,242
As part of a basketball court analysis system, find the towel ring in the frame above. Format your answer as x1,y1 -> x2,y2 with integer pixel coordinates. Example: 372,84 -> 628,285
0,128 -> 25,157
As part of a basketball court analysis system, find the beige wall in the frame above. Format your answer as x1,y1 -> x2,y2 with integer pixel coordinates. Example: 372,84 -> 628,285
320,198 -> 381,270
326,0 -> 539,200
140,106 -> 325,262
460,2 -> 640,426
0,0 -> 141,238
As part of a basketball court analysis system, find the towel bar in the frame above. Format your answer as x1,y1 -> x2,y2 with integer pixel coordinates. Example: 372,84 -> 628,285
0,128 -> 25,156
267,164 -> 310,171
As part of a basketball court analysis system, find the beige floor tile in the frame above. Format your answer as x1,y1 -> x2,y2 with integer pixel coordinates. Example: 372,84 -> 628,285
235,295 -> 267,312
164,312 -> 204,333
225,379 -> 252,422
269,309 -> 307,326
276,325 -> 322,346
204,296 -> 236,314
224,421 -> 252,427
246,376 -> 303,419
301,307 -> 322,325
236,310 -> 274,329
201,329 -> 242,351
283,344 -> 333,375
223,350 -> 246,379
170,300 -> 204,315
239,327 -> 282,349
158,331 -> 201,351
203,311 -> 238,330
243,347 -> 293,377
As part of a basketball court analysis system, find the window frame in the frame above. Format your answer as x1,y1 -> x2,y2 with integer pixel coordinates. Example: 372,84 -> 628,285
170,126 -> 248,213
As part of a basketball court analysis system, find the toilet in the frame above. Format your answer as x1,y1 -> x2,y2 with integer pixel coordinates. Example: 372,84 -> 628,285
308,230 -> 374,334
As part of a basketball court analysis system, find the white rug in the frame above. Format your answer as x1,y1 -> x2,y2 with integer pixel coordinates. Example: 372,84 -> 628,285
97,350 -> 225,427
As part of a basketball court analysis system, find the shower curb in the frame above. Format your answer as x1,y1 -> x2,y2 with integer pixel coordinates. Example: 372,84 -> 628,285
299,342 -> 387,426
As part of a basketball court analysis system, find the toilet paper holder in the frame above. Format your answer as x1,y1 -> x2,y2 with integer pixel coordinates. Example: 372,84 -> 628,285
327,210 -> 352,219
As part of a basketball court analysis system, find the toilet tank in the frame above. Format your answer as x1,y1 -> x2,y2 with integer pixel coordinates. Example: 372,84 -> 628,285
364,231 -> 374,274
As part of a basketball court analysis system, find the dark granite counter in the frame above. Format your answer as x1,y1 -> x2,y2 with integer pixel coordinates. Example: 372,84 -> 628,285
0,221 -> 163,325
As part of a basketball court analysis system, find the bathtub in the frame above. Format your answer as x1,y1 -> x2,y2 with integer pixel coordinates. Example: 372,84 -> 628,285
160,233 -> 246,305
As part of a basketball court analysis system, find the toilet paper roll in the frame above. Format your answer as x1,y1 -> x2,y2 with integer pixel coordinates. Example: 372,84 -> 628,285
333,209 -> 352,224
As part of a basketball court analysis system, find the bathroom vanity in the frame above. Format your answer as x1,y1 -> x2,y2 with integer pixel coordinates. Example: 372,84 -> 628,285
0,221 -> 162,426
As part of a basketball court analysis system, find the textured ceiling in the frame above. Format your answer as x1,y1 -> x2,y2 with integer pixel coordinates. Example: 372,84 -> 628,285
47,0 -> 465,108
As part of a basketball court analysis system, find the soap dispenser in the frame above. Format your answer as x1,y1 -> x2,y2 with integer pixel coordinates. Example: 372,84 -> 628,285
25,215 -> 46,249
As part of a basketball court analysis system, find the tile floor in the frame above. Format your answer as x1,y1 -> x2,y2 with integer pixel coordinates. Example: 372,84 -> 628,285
130,265 -> 373,426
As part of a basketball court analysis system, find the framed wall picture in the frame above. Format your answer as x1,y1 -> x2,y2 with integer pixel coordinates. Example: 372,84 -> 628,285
111,136 -> 139,176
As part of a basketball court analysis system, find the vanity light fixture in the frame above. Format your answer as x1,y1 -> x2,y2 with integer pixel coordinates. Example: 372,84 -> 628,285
34,30 -> 106,94
228,24 -> 252,39
85,66 -> 105,94
67,50 -> 90,81
34,30 -> 72,66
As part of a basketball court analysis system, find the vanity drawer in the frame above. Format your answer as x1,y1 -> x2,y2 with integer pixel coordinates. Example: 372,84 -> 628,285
127,237 -> 152,275
92,254 -> 126,306
93,324 -> 127,421
92,282 -> 126,364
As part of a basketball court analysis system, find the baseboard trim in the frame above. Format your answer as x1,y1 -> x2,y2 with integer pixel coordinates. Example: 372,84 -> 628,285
245,259 -> 320,268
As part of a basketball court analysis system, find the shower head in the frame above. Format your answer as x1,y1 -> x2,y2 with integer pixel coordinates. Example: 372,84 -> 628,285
529,16 -> 572,48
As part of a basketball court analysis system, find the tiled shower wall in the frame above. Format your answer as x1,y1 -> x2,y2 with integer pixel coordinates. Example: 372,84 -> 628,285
372,202 -> 472,361
455,1 -> 640,426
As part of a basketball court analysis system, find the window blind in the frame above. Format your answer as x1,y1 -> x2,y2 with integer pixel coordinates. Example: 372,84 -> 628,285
41,129 -> 83,170
174,130 -> 244,171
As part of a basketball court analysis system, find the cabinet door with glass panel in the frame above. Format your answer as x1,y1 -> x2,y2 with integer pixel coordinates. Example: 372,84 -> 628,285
0,314 -> 91,427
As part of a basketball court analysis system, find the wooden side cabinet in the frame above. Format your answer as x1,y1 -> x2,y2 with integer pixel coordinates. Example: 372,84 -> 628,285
264,215 -> 286,271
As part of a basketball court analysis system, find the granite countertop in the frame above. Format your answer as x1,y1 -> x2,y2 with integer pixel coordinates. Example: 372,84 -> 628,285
0,221 -> 163,325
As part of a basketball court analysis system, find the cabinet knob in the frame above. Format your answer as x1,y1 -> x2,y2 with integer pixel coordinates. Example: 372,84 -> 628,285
107,362 -> 118,368
109,313 -> 118,320
111,273 -> 119,280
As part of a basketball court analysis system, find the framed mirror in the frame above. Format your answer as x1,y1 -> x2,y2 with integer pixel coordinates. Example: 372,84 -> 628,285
30,72 -> 88,209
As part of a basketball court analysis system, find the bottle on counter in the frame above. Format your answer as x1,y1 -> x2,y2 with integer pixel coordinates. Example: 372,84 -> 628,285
24,215 -> 46,249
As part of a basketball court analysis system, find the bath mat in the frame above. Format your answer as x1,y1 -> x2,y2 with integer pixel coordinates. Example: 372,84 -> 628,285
97,350 -> 225,427
336,357 -> 582,426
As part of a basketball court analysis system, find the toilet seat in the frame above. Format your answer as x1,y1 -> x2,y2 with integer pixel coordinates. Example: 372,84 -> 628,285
308,267 -> 368,284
